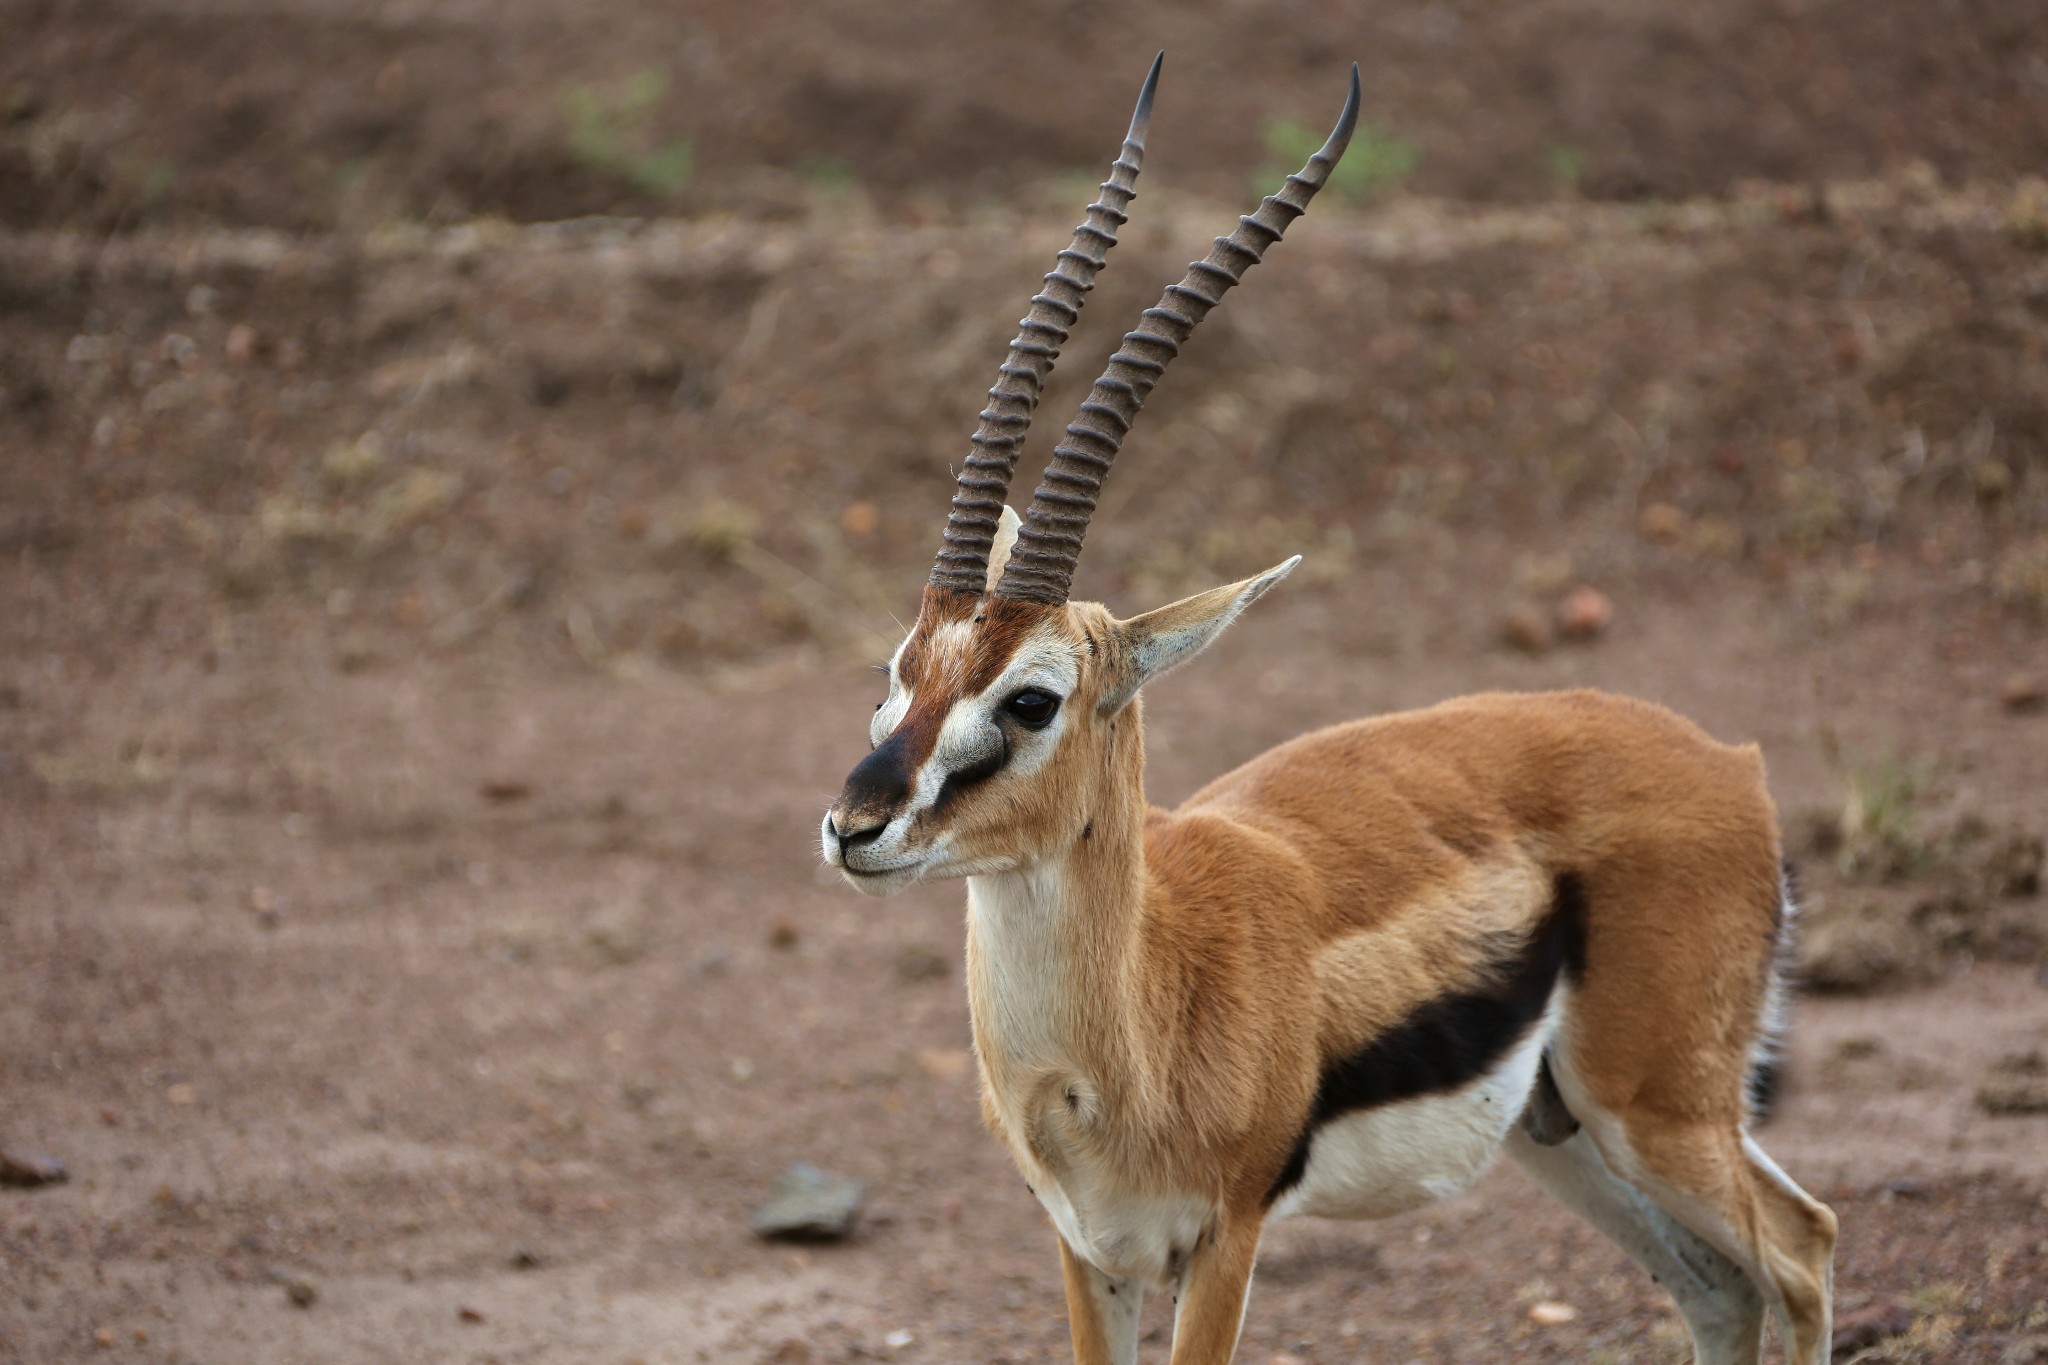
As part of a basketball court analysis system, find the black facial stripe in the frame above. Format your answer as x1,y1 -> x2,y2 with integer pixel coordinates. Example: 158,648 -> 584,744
1264,871 -> 1590,1205
933,730 -> 1009,814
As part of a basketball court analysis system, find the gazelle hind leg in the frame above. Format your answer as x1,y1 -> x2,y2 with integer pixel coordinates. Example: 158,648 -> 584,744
1597,1122 -> 1836,1365
1505,1126 -> 1767,1364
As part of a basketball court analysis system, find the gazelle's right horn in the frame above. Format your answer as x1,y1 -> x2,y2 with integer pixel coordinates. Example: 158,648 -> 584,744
928,52 -> 1163,599
993,65 -> 1360,607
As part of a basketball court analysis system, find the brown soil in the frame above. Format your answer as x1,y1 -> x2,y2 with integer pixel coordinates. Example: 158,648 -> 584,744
5,2 -> 2048,1362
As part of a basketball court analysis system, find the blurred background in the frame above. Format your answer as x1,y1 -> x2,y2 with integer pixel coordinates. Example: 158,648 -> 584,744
2,0 -> 2047,1360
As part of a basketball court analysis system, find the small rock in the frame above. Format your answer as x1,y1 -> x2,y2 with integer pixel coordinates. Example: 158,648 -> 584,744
479,779 -> 532,803
510,1247 -> 542,1271
767,921 -> 800,950
1528,1300 -> 1577,1326
2004,673 -> 2046,714
93,1327 -> 116,1349
767,1340 -> 815,1364
882,1329 -> 914,1351
224,323 -> 260,363
840,501 -> 880,537
1831,1302 -> 1912,1355
894,944 -> 949,982
0,1144 -> 69,1188
165,1082 -> 198,1106
458,1305 -> 485,1324
1500,603 -> 1553,655
750,1164 -> 866,1242
1556,586 -> 1613,641
1637,502 -> 1689,545
282,1277 -> 317,1308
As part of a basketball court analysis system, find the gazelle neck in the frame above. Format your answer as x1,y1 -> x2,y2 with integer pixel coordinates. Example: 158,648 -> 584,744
963,702 -> 1151,1075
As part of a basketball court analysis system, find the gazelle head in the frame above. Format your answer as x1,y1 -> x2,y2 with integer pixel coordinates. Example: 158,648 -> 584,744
822,55 -> 1358,895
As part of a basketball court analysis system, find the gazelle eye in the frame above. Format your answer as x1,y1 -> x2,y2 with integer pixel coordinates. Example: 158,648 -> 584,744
1006,690 -> 1061,729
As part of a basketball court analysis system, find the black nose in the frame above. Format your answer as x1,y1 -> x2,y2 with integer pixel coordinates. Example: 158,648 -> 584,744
843,731 -> 915,811
831,812 -> 886,859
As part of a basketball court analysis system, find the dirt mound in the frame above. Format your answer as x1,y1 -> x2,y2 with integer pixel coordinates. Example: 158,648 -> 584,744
6,0 -> 2048,232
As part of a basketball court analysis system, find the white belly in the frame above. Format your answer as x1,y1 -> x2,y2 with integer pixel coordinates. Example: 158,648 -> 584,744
1271,1014 -> 1554,1221
1031,1164 -> 1215,1290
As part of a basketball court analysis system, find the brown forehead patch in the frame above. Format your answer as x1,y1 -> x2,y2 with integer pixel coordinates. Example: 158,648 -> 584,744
968,595 -> 1063,694
898,587 -> 1063,699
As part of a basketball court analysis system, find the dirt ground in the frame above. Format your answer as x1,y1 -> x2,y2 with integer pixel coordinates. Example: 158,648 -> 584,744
4,2 -> 2048,1363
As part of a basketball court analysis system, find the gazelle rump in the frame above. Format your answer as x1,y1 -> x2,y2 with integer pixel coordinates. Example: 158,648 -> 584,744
822,56 -> 1836,1365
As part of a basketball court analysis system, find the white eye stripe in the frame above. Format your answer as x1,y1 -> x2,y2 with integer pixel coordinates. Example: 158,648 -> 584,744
874,623 -> 1081,817
873,685 -> 913,745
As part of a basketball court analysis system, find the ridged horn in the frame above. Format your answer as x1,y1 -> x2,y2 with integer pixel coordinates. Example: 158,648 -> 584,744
928,52 -> 1164,597
994,64 -> 1361,606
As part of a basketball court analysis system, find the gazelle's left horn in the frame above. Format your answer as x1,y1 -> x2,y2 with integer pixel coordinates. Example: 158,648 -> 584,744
993,65 -> 1360,607
929,53 -> 1164,598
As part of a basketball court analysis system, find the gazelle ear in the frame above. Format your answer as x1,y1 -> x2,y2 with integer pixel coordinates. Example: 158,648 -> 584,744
984,505 -> 1023,595
1101,556 -> 1300,713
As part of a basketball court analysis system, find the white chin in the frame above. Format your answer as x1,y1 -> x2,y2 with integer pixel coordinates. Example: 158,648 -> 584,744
841,865 -> 919,897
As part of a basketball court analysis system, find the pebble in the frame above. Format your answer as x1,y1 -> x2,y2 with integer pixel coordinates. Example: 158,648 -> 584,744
750,1164 -> 866,1242
894,944 -> 950,981
1555,586 -> 1613,641
1528,1300 -> 1577,1325
458,1305 -> 485,1324
2002,672 -> 2045,713
0,1144 -> 69,1188
1637,501 -> 1688,545
841,501 -> 880,536
282,1277 -> 317,1308
1500,603 -> 1554,655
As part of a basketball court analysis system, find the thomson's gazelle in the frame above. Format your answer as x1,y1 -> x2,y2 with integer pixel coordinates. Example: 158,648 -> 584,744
822,54 -> 1836,1365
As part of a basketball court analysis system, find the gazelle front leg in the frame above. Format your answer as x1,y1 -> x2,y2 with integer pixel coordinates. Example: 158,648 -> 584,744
1061,1237 -> 1144,1365
1168,1214 -> 1263,1364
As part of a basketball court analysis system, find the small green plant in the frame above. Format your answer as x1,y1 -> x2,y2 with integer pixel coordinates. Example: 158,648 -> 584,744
560,69 -> 693,198
1839,757 -> 1938,882
795,155 -> 858,195
1260,118 -> 1415,204
1993,534 -> 2048,618
1544,143 -> 1586,190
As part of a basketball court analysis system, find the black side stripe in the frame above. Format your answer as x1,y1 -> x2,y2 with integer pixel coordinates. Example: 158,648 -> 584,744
1265,872 -> 1590,1205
